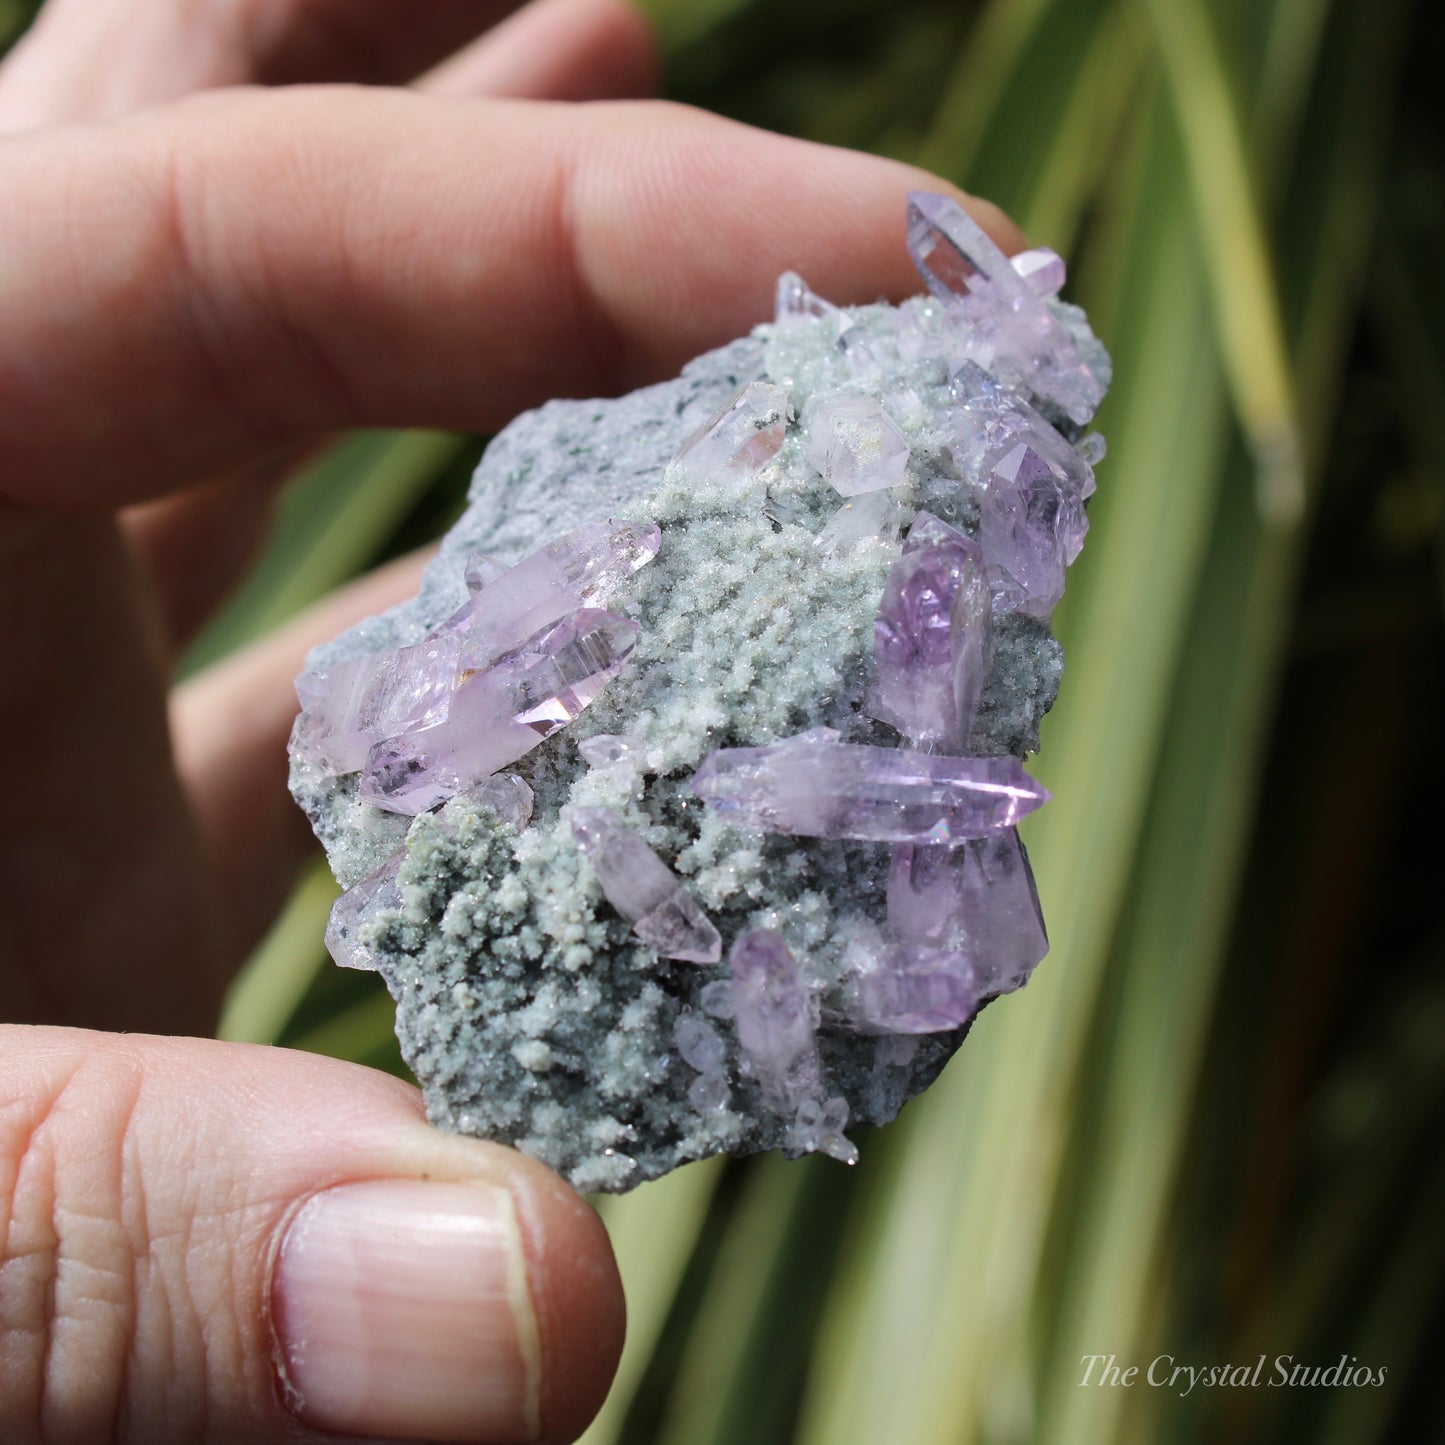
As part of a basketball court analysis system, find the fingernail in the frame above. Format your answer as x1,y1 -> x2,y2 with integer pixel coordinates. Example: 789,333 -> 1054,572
271,1180 -> 541,1442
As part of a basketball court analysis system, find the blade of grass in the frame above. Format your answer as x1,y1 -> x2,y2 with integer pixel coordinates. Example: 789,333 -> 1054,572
579,1158 -> 727,1445
1036,450 -> 1302,1443
1318,1151 -> 1445,1445
1014,5 -> 1145,250
286,988 -> 398,1062
914,0 -> 1061,184
1136,0 -> 1304,523
649,1159 -> 811,1445
218,855 -> 337,1043
796,82 -> 1236,1445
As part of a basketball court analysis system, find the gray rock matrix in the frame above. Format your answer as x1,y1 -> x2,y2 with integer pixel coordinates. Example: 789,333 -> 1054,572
290,294 -> 1105,1192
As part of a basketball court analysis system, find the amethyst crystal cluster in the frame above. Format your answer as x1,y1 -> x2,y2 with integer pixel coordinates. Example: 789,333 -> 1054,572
289,194 -> 1109,1191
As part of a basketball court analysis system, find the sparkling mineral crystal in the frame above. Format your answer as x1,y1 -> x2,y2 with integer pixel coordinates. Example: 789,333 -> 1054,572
874,512 -> 991,748
441,518 -> 660,670
805,392 -> 911,496
853,942 -> 978,1033
1011,246 -> 1066,297
980,442 -> 1085,620
464,552 -> 507,592
729,929 -> 821,1109
672,380 -> 789,486
692,735 -> 1049,843
462,774 -> 536,832
815,487 -> 906,553
296,634 -> 462,774
949,361 -> 1097,508
324,849 -> 403,972
361,610 -> 638,814
888,831 -> 1048,993
571,807 -> 723,963
578,734 -> 635,768
775,269 -> 837,321
906,190 -> 1103,425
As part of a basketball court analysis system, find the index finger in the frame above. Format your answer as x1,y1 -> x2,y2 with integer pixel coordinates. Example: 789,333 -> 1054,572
0,86 -> 1021,512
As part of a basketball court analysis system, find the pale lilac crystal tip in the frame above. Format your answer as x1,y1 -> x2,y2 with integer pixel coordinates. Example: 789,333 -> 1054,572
905,190 -> 1103,425
361,609 -> 638,815
462,773 -> 535,831
673,380 -> 789,487
981,442 -> 1085,620
815,488 -> 906,554
874,515 -> 992,748
1011,246 -> 1066,297
853,943 -> 978,1033
805,393 -> 911,497
775,270 -> 837,321
888,832 -> 1048,994
729,930 -> 820,1109
295,634 -> 461,774
578,734 -> 634,768
692,735 -> 1049,844
571,807 -> 722,964
442,517 -> 660,671
325,850 -> 404,973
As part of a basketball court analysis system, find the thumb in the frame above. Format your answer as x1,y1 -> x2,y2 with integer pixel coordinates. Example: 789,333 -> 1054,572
0,1026 -> 624,1444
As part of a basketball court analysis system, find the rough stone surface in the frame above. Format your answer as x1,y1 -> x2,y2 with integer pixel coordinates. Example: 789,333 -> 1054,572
290,222 -> 1108,1192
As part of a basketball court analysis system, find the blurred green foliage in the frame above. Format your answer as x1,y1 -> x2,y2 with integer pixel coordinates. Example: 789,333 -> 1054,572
5,0 -> 1440,1439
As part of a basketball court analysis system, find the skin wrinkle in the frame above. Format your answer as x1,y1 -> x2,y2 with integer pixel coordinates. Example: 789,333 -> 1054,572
45,1059 -> 144,1445
156,116 -> 305,458
0,1063 -> 68,1445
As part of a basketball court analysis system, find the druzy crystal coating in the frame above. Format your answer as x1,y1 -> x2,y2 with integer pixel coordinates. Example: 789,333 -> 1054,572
291,191 -> 1110,1190
691,737 -> 1048,843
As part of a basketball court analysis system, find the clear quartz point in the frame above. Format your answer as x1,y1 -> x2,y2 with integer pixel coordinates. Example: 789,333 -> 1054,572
981,442 -> 1085,619
464,552 -> 508,592
692,735 -> 1049,844
874,515 -> 992,748
578,734 -> 634,768
905,190 -> 1103,425
672,381 -> 789,486
571,807 -> 722,963
729,929 -> 821,1109
361,609 -> 637,815
816,487 -> 906,554
805,393 -> 911,496
441,518 -> 660,672
460,773 -> 534,831
775,270 -> 838,321
324,849 -> 404,972
295,634 -> 462,774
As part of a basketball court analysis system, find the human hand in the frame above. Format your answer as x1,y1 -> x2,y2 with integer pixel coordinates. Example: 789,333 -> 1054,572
0,1 -> 1020,1438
